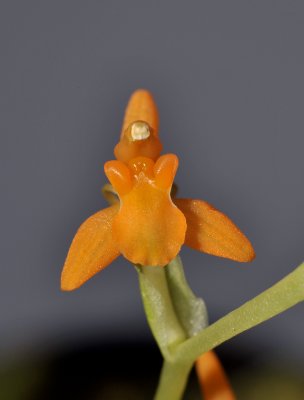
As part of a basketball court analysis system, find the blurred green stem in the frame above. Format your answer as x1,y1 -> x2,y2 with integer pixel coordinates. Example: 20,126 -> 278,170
138,260 -> 304,400
154,360 -> 193,400
137,264 -> 186,360
173,262 -> 304,364
137,257 -> 207,399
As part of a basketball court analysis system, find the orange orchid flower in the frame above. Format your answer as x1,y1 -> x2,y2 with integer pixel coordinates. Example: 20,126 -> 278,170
61,90 -> 255,291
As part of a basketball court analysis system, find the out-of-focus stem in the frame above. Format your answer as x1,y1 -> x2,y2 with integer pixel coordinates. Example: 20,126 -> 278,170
154,359 -> 193,400
137,265 -> 187,360
139,257 -> 304,400
174,262 -> 304,365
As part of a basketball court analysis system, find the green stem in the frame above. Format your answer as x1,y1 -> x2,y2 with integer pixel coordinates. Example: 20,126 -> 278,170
174,262 -> 304,364
154,360 -> 193,400
137,265 -> 187,360
137,258 -> 208,400
165,256 -> 208,336
138,259 -> 304,399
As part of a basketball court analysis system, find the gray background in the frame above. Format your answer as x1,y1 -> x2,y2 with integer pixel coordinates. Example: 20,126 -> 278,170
1,1 -> 303,364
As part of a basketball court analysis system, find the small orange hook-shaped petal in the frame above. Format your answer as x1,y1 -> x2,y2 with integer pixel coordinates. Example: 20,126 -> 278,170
154,154 -> 179,190
104,160 -> 133,196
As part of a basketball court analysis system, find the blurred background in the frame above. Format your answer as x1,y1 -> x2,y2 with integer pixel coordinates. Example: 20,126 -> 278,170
1,1 -> 304,398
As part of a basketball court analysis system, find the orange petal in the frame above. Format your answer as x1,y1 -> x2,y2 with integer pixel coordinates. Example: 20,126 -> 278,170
175,199 -> 255,262
196,351 -> 236,400
114,90 -> 162,162
61,205 -> 120,291
121,89 -> 159,136
112,183 -> 186,267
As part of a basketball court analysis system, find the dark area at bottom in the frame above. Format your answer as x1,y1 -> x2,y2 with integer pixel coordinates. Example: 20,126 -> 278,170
1,339 -> 303,400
